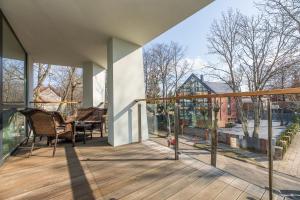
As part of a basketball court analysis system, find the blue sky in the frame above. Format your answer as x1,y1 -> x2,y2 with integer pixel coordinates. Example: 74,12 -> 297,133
145,0 -> 259,71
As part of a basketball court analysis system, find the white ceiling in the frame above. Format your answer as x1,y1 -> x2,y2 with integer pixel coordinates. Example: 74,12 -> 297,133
0,0 -> 212,67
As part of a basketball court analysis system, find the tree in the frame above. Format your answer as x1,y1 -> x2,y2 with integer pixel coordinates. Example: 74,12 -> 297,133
143,42 -> 192,136
32,64 -> 82,114
168,42 -> 192,96
143,42 -> 192,100
144,49 -> 160,98
33,63 -> 52,102
259,0 -> 300,108
50,66 -> 82,113
259,0 -> 300,39
207,9 -> 300,138
207,9 -> 250,137
2,59 -> 25,103
238,13 -> 299,137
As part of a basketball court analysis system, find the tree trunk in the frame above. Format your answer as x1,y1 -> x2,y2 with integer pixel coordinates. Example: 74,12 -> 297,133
235,97 -> 249,137
33,64 -> 51,101
57,67 -> 76,112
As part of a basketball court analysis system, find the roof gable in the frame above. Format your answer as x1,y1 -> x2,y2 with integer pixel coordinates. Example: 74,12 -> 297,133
178,73 -> 213,93
178,73 -> 233,94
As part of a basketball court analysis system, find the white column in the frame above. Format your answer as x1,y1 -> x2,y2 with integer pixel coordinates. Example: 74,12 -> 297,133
107,38 -> 148,146
26,55 -> 34,107
82,62 -> 106,108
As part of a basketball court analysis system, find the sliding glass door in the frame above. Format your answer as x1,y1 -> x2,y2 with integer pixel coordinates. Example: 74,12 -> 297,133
0,11 -> 27,164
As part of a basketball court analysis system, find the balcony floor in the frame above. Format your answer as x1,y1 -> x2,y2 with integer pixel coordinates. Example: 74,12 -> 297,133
0,136 -> 282,200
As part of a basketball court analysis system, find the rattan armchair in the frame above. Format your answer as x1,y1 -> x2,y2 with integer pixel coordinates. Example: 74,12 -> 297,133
19,108 -> 45,144
28,109 -> 74,157
50,111 -> 74,145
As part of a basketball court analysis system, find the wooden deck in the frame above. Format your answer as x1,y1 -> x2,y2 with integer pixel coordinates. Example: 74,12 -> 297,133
0,136 -> 283,200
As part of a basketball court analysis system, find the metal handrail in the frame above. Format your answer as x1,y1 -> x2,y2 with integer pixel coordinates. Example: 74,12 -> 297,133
136,87 -> 300,102
29,101 -> 81,104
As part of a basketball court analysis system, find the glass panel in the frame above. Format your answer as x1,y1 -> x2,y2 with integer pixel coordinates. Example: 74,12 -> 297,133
200,99 -> 270,198
147,101 -> 176,159
178,98 -> 270,196
1,16 -> 26,162
272,97 -> 300,199
2,109 -> 25,156
2,18 -> 25,105
179,98 -> 213,165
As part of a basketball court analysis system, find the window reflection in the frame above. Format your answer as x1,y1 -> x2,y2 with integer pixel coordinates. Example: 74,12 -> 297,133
2,17 -> 25,105
1,16 -> 26,162
3,59 -> 25,103
2,110 -> 25,156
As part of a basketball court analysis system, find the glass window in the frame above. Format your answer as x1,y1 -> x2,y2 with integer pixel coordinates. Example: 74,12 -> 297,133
1,16 -> 27,163
2,19 -> 25,104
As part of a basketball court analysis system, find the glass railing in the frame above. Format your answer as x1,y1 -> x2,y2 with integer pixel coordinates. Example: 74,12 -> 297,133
271,99 -> 300,199
146,101 -> 177,155
1,107 -> 26,162
140,90 -> 300,199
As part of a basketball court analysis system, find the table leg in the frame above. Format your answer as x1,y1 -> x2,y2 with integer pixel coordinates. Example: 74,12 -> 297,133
83,126 -> 86,144
100,122 -> 103,138
72,122 -> 76,147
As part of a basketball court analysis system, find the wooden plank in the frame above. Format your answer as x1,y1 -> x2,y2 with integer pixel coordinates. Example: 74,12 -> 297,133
166,171 -> 224,200
0,143 -> 147,174
0,137 -> 271,200
230,178 -> 250,191
2,170 -> 101,200
121,164 -> 197,200
0,146 -> 160,198
190,180 -> 228,200
261,191 -> 284,200
244,184 -> 265,199
0,142 -> 171,199
28,146 -> 169,200
136,87 -> 300,102
102,161 -> 192,199
143,169 -> 223,200
214,185 -> 243,200
237,192 -> 260,200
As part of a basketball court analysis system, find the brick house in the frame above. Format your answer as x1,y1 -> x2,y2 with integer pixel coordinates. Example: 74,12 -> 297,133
177,74 -> 237,128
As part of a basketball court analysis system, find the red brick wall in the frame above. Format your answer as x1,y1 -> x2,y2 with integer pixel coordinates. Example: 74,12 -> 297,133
216,97 -> 237,127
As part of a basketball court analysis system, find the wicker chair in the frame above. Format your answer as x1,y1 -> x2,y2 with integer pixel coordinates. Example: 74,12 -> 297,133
28,109 -> 74,157
19,108 -> 44,144
50,111 -> 74,144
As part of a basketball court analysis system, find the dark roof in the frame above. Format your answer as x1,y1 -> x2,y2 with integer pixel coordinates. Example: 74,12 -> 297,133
203,81 -> 233,93
179,73 -> 233,94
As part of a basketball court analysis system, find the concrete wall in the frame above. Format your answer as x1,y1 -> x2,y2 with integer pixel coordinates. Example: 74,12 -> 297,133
107,38 -> 148,146
83,62 -> 106,108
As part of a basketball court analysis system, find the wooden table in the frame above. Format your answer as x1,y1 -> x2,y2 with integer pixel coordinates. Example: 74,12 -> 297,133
73,120 -> 103,144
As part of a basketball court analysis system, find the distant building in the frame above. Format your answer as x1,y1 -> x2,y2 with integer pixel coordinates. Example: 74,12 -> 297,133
177,74 -> 236,128
36,86 -> 61,111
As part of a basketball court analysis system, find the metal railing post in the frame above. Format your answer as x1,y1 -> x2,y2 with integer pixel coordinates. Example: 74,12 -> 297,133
138,103 -> 142,143
211,101 -> 219,167
268,99 -> 273,200
174,104 -> 179,160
